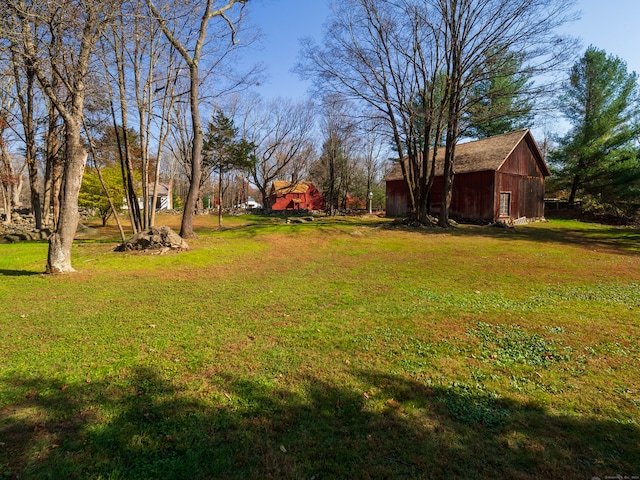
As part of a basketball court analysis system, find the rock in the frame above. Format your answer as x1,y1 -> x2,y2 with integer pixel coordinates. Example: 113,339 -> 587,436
115,226 -> 189,252
75,223 -> 100,239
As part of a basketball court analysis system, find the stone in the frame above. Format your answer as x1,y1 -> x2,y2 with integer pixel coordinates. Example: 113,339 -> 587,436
115,226 -> 189,252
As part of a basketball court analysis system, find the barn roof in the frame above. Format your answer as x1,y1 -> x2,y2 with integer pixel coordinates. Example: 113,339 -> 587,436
384,129 -> 549,181
271,180 -> 312,195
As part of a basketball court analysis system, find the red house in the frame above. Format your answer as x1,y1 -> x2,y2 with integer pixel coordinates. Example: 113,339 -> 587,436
269,181 -> 325,211
385,130 -> 550,223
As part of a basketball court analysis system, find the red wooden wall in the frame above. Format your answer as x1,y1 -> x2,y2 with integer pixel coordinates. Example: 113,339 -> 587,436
270,184 -> 325,211
385,137 -> 546,222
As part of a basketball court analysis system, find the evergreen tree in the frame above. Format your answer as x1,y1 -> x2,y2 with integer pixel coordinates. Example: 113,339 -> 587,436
464,49 -> 534,139
202,110 -> 255,226
551,46 -> 640,206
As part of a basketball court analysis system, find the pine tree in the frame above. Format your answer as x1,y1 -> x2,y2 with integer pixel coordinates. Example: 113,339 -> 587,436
464,49 -> 534,139
202,111 -> 255,226
551,46 -> 640,207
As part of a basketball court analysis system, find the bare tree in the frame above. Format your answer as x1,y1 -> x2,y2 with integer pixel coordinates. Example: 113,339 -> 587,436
0,114 -> 19,224
358,120 -> 388,213
298,0 -> 447,223
146,0 -> 249,238
317,95 -> 358,215
9,45 -> 43,229
42,81 -> 63,230
6,0 -> 118,273
121,0 -> 184,229
238,95 -> 316,210
148,40 -> 183,226
433,0 -> 577,226
0,75 -> 19,225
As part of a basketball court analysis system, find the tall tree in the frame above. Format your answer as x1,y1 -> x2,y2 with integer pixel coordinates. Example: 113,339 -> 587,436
317,95 -> 357,215
9,45 -> 43,229
435,0 -> 575,226
299,0 -> 447,223
358,121 -> 387,213
202,110 -> 255,227
239,96 -> 316,211
6,0 -> 117,273
0,115 -> 18,224
551,46 -> 640,206
146,0 -> 249,239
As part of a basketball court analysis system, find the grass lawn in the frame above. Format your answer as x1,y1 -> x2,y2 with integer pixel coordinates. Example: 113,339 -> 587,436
1,214 -> 639,479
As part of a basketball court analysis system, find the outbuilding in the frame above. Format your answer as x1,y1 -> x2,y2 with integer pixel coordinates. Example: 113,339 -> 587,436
269,180 -> 325,211
385,129 -> 549,223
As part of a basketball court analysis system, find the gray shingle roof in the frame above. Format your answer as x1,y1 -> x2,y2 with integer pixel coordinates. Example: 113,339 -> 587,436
384,129 -> 547,181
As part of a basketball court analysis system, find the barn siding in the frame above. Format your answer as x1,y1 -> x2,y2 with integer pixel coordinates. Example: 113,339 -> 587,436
499,140 -> 545,177
384,131 -> 548,222
428,172 -> 495,221
449,171 -> 495,221
496,142 -> 546,220
386,180 -> 411,216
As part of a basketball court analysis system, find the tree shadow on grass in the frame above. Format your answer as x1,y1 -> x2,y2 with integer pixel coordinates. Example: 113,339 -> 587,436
212,214 -> 640,256
1,367 -> 639,479
380,220 -> 640,256
0,269 -> 42,277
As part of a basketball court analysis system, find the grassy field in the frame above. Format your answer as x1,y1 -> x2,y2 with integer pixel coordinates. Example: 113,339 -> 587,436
1,214 -> 639,479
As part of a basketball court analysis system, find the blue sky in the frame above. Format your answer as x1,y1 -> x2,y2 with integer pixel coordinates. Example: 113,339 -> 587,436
241,0 -> 640,106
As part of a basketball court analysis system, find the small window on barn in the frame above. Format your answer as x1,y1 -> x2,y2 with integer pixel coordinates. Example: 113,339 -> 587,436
499,192 -> 511,216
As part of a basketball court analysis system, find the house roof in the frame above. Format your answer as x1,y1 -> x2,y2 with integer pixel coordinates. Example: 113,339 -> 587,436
148,183 -> 170,196
271,180 -> 311,195
384,129 -> 549,181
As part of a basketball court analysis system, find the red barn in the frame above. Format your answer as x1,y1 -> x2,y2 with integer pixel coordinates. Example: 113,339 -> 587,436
269,180 -> 325,211
385,129 -> 549,223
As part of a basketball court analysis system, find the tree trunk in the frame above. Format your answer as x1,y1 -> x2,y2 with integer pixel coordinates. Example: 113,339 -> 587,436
439,112 -> 458,228
257,184 -> 270,212
43,100 -> 61,229
51,152 -> 62,231
180,63 -> 202,238
439,147 -> 455,227
1,186 -> 10,224
11,50 -> 43,229
568,174 -> 580,206
46,122 -> 87,274
0,140 -> 17,224
218,168 -> 223,228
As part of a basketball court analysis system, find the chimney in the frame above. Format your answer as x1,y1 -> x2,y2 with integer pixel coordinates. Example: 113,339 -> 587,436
291,172 -> 298,184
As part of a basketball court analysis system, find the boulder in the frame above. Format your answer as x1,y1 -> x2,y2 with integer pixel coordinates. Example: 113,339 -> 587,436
115,226 -> 189,253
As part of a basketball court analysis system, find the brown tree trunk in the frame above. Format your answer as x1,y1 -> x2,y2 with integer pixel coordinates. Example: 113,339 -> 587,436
43,100 -> 61,229
217,169 -> 223,228
0,139 -> 17,225
568,174 -> 580,206
179,63 -> 202,238
11,50 -> 43,229
47,122 -> 87,274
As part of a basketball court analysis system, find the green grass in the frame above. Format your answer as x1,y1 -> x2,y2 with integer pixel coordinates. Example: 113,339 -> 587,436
1,214 -> 639,479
